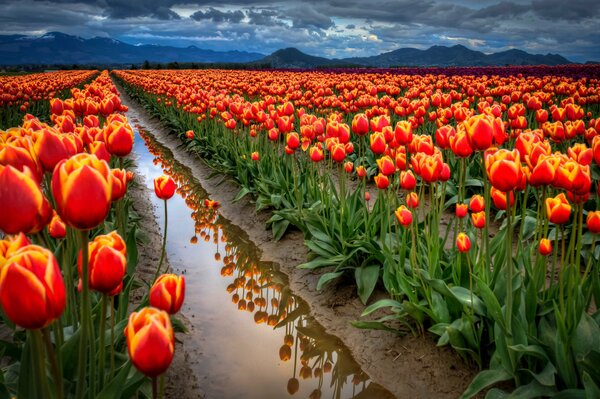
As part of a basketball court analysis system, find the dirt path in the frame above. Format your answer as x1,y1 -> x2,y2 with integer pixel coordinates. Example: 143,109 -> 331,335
118,80 -> 477,399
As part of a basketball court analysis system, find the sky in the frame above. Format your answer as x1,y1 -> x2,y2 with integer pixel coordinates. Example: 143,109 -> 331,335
1,0 -> 599,62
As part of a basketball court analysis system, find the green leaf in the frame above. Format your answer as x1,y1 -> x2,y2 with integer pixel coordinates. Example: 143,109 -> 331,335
351,321 -> 403,334
298,255 -> 344,270
272,219 -> 290,241
505,380 -> 556,399
18,335 -> 36,399
460,368 -> 513,399
233,187 -> 251,202
474,275 -> 507,332
583,372 -> 600,399
126,225 -> 139,276
316,271 -> 344,290
96,362 -> 132,399
361,299 -> 402,317
355,265 -> 380,304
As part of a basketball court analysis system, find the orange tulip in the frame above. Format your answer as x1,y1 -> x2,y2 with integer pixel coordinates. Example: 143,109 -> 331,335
154,175 -> 176,200
330,143 -> 346,163
88,141 -> 111,163
0,245 -> 66,329
351,114 -> 369,136
369,132 -> 386,155
471,211 -> 486,229
539,238 -> 552,256
286,132 -> 300,150
528,155 -> 560,187
125,307 -> 174,377
0,233 -> 31,266
399,170 -> 416,190
0,141 -> 42,183
309,145 -> 324,162
251,151 -> 259,161
592,136 -> 600,166
34,128 -> 72,173
356,165 -> 367,179
104,122 -> 134,157
485,149 -> 522,192
406,192 -> 419,209
464,114 -> 500,150
455,203 -> 468,218
150,274 -> 185,314
490,187 -> 514,211
456,232 -> 471,252
78,231 -> 127,295
395,205 -> 413,226
0,165 -> 52,234
394,120 -> 412,145
374,173 -> 389,190
344,161 -> 353,174
376,155 -> 395,176
545,193 -> 571,224
449,129 -> 473,158
469,195 -> 484,213
48,212 -> 66,239
587,211 -> 600,234
52,153 -> 112,230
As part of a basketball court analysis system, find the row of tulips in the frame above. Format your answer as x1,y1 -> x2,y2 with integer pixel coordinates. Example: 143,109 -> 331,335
0,71 -> 185,398
115,67 -> 600,398
0,71 -> 97,130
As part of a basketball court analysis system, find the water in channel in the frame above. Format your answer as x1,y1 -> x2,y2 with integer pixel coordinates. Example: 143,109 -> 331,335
131,119 -> 396,399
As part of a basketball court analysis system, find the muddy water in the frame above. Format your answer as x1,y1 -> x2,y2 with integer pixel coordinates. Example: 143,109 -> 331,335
131,121 -> 396,399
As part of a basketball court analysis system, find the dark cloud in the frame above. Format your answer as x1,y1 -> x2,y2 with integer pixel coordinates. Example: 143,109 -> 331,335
191,8 -> 245,23
2,0 -> 599,62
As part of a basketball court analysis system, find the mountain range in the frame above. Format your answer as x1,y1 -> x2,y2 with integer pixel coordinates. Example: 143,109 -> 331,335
0,32 -> 572,67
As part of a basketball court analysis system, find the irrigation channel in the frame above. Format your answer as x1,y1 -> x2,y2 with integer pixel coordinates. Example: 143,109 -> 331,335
131,118 -> 396,399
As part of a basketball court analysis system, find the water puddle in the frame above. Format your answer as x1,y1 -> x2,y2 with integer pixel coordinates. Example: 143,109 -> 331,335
131,120 -> 395,399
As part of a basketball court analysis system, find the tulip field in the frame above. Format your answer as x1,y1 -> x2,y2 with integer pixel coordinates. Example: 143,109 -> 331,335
0,71 -> 185,398
0,64 -> 600,399
114,65 -> 600,398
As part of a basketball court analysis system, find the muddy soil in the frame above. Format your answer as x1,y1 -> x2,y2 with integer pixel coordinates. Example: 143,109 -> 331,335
118,81 -> 478,399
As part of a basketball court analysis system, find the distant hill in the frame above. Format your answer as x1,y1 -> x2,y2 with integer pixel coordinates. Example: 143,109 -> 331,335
0,32 -> 265,65
344,44 -> 571,67
0,32 -> 573,67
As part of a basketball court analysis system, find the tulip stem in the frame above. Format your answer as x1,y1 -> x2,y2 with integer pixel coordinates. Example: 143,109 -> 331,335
159,374 -> 165,399
76,230 -> 90,399
31,329 -> 52,399
110,296 -> 116,379
155,199 -> 168,282
42,327 -> 63,399
99,295 -> 107,389
152,376 -> 158,399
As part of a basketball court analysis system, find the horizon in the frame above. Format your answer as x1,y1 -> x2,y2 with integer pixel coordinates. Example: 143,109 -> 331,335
0,1 -> 598,63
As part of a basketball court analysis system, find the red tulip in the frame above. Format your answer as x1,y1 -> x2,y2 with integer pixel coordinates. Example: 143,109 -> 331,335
374,173 -> 389,190
456,232 -> 471,252
455,203 -> 468,218
395,205 -> 412,226
539,238 -> 552,256
490,187 -> 515,210
125,307 -> 174,377
376,155 -> 395,176
406,192 -> 419,208
0,245 -> 66,329
150,274 -> 185,314
545,193 -> 571,225
469,195 -> 484,213
48,212 -> 66,239
351,114 -> 369,136
471,211 -> 486,229
587,211 -> 600,234
485,149 -> 522,192
154,175 -> 176,200
52,153 -> 112,230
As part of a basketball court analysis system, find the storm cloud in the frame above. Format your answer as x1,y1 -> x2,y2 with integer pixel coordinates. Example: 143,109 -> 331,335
1,0 -> 598,62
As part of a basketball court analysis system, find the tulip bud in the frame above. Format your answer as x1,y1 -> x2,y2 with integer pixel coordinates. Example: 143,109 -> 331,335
251,152 -> 259,161
456,232 -> 471,253
374,173 -> 389,190
78,231 -> 127,295
150,274 -> 185,315
395,205 -> 413,226
104,122 -> 134,157
539,238 -> 552,256
545,193 -> 571,224
587,211 -> 600,234
469,195 -> 484,213
455,203 -> 468,218
406,192 -> 419,208
48,213 -> 67,239
376,155 -> 395,176
471,211 -> 486,229
125,307 -> 174,377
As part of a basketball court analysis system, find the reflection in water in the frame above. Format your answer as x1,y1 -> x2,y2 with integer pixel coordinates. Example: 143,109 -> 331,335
135,123 -> 395,399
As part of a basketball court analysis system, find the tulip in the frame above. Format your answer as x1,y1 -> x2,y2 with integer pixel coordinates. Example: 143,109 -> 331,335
343,161 -> 353,174
205,199 -> 220,209
369,132 -> 386,155
154,175 -> 176,200
400,170 -> 417,190
356,165 -> 367,179
593,136 -> 600,166
309,145 -> 324,162
539,238 -> 553,256
125,307 -> 174,377
490,187 -> 515,211
78,231 -> 127,295
395,205 -> 412,226
330,143 -> 346,163
34,128 -> 72,173
351,114 -> 369,136
528,155 -> 560,187
464,114 -> 495,150
449,130 -> 473,158
287,378 -> 300,395
374,173 -> 389,190
0,165 -> 52,235
0,233 -> 31,266
376,155 -> 395,176
111,168 -> 128,202
471,211 -> 486,229
52,153 -> 112,230
0,141 -> 42,183
406,192 -> 419,209
150,274 -> 185,314
48,213 -> 66,239
0,245 -> 66,329
394,120 -> 412,145
286,132 -> 300,150
587,211 -> 600,234
469,195 -> 484,213
185,130 -> 194,139
545,193 -> 571,224
455,203 -> 468,218
456,232 -> 471,252
485,149 -> 523,192
88,141 -> 111,163
104,122 -> 134,157
251,151 -> 259,161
